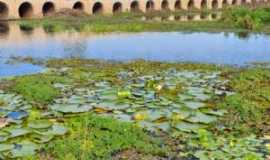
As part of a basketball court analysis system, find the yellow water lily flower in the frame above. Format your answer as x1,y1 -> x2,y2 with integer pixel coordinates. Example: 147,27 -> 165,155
155,84 -> 163,91
133,112 -> 148,121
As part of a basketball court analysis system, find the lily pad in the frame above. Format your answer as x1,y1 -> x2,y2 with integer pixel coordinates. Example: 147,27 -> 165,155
48,124 -> 68,136
11,141 -> 38,158
174,122 -> 204,132
7,111 -> 28,120
50,104 -> 93,113
7,128 -> 30,138
186,112 -> 217,124
28,120 -> 52,129
183,101 -> 206,109
32,134 -> 55,143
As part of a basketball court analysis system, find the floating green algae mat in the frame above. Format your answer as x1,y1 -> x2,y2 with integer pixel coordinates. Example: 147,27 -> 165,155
0,60 -> 270,159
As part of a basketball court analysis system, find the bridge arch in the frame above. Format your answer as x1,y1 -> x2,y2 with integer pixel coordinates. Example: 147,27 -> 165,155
92,2 -> 103,15
161,0 -> 169,10
232,0 -> 237,5
113,2 -> 122,13
146,0 -> 155,12
18,2 -> 33,18
174,0 -> 181,10
187,0 -> 195,10
73,1 -> 84,11
42,2 -> 55,16
0,1 -> 8,18
222,0 -> 228,7
211,0 -> 218,9
130,1 -> 140,12
201,0 -> 207,9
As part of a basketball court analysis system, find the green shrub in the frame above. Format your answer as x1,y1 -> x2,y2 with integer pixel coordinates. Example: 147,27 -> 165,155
221,6 -> 270,30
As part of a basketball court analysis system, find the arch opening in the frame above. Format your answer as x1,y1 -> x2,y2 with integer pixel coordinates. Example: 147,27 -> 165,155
232,0 -> 237,5
130,1 -> 140,12
113,2 -> 122,13
92,2 -> 103,15
161,0 -> 169,10
222,0 -> 228,7
174,0 -> 181,10
187,0 -> 195,10
19,2 -> 33,18
201,0 -> 207,9
146,0 -> 155,11
0,2 -> 8,18
42,2 -> 55,16
211,0 -> 218,9
73,2 -> 84,10
241,0 -> 247,4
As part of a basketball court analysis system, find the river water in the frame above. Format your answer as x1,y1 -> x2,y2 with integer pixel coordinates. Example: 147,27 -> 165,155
0,22 -> 270,77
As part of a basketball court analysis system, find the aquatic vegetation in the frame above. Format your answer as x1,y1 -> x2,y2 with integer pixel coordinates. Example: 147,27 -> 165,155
217,68 -> 270,134
48,69 -> 231,134
0,91 -> 67,159
176,129 -> 267,160
0,59 -> 270,159
45,114 -> 166,159
12,75 -> 62,105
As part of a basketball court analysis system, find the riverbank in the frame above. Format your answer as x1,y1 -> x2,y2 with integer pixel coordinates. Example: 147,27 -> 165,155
12,6 -> 270,33
0,59 -> 269,159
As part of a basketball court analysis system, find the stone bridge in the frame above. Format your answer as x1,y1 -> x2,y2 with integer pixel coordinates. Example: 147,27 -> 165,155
0,0 -> 266,19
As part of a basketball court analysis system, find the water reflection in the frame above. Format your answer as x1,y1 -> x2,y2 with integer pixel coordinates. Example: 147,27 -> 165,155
19,24 -> 34,35
0,22 -> 9,37
0,22 -> 269,67
63,40 -> 87,58
235,31 -> 251,39
141,13 -> 222,22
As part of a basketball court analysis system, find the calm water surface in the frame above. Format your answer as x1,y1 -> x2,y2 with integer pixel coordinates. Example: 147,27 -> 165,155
0,22 -> 270,77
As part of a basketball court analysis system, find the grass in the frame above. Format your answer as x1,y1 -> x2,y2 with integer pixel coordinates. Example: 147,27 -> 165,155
19,16 -> 230,33
43,114 -> 167,160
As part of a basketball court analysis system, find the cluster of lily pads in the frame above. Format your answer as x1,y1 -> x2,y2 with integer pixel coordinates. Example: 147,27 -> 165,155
1,67 -> 269,159
49,69 -> 232,134
0,91 -> 67,159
